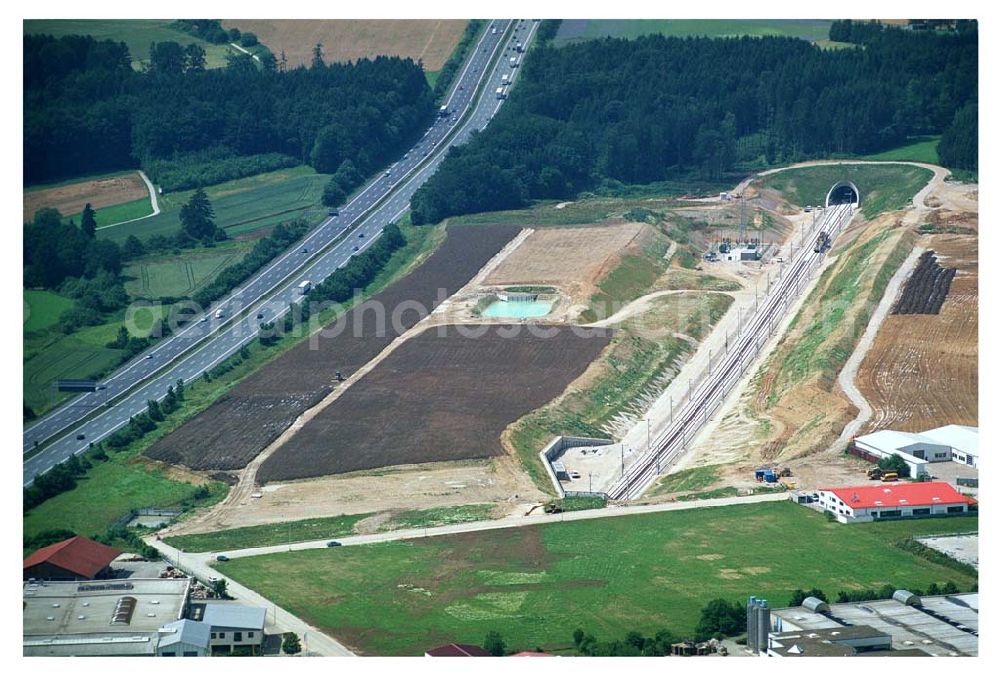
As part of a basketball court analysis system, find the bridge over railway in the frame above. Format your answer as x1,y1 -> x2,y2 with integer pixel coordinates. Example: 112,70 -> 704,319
604,190 -> 859,501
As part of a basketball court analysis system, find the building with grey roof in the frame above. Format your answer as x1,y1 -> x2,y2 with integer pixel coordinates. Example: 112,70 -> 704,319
156,619 -> 211,657
201,603 -> 266,654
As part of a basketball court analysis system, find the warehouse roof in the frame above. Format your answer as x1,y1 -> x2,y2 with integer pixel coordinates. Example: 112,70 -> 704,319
201,603 -> 266,631
856,429 -> 944,451
921,425 -> 978,457
158,619 -> 210,650
821,482 -> 976,510
23,536 -> 122,579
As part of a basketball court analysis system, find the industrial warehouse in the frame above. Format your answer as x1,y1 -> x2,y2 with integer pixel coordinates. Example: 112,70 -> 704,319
746,591 -> 978,657
852,425 -> 979,477
814,482 -> 976,524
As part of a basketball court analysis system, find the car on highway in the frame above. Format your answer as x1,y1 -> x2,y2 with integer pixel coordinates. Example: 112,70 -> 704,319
327,541 -> 342,547
257,312 -> 264,320
328,209 -> 339,217
216,555 -> 229,561
145,354 -> 153,360
76,433 -> 85,440
200,316 -> 208,322
383,170 -> 391,177
358,233 -> 364,238
352,246 -> 359,251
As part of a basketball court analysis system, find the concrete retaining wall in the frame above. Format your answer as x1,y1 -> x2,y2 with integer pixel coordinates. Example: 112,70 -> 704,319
539,435 -> 611,497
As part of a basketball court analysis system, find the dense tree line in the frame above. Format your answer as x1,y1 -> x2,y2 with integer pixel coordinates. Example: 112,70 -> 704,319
411,26 -> 977,223
25,33 -> 435,185
938,103 -> 977,171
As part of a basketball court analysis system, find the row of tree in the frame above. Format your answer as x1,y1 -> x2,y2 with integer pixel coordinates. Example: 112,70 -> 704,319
24,33 -> 435,186
411,24 -> 977,223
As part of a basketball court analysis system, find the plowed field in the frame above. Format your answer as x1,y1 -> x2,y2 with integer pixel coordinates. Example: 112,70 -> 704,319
257,325 -> 612,482
146,224 -> 520,471
857,234 -> 978,432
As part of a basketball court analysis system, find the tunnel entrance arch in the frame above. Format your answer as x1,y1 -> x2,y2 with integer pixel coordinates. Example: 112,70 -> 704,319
826,181 -> 860,207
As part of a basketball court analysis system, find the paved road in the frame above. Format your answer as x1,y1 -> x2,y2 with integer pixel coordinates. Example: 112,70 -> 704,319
147,491 -> 788,655
24,19 -> 539,486
607,202 -> 856,500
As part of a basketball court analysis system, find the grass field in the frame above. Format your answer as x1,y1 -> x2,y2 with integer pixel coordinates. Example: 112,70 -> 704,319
554,20 -> 833,45
23,304 -> 169,415
85,198 -> 153,227
24,20 -> 234,70
99,166 -> 327,243
759,163 -> 934,220
861,136 -> 941,164
222,501 -> 978,655
165,503 -> 497,553
650,465 -> 722,496
23,290 -> 74,333
123,243 -> 253,300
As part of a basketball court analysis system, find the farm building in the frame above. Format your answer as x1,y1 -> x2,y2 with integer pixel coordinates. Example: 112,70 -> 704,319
766,592 -> 978,656
23,535 -> 122,581
425,643 -> 491,656
199,603 -> 266,655
816,482 -> 976,524
853,425 -> 979,476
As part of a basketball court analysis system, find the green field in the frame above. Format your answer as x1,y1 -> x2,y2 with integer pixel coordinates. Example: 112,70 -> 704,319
81,197 -> 153,228
24,304 -> 168,415
650,465 -> 722,496
222,501 -> 977,655
861,136 -> 941,164
124,243 -> 252,300
23,290 -> 74,333
165,503 -> 497,553
99,166 -> 327,243
759,163 -> 934,219
24,19 -> 235,70
554,19 -> 833,45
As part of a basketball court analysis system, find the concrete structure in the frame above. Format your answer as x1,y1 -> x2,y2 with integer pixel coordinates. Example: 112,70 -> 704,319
853,425 -> 979,475
156,619 -> 211,657
496,290 -> 538,302
767,625 -> 894,657
201,603 -> 266,654
23,536 -> 122,581
826,180 -> 861,207
23,577 -> 191,656
425,643 -> 491,656
770,592 -> 978,656
746,596 -> 771,653
540,435 -> 611,496
816,482 -> 976,523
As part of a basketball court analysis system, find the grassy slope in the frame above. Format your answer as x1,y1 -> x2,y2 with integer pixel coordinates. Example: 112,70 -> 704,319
758,164 -> 934,220
23,290 -> 74,333
83,198 -> 153,227
649,464 -> 722,496
222,501 -> 977,655
23,19 -> 234,70
99,166 -> 328,244
123,242 -> 253,300
510,292 -> 734,492
861,136 -> 941,164
25,218 -> 444,540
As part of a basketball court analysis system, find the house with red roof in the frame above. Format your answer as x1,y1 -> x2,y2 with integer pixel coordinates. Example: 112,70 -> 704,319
816,482 -> 976,523
23,535 -> 122,581
424,643 -> 491,657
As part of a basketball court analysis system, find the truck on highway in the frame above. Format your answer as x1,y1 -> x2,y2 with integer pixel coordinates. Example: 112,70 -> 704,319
438,105 -> 449,117
509,56 -> 518,68
214,309 -> 224,319
516,42 -> 524,53
298,280 -> 312,295
496,87 -> 505,99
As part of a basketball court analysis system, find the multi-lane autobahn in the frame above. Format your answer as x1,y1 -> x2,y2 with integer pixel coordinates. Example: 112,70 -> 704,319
24,19 -> 538,485
608,202 -> 856,501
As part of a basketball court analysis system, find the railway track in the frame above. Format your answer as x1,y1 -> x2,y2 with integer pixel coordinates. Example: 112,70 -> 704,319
608,203 -> 856,501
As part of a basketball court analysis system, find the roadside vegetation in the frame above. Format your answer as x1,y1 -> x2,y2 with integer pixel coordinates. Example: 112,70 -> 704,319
861,136 -> 941,164
553,19 -> 834,45
222,501 -> 977,655
649,464 -> 722,496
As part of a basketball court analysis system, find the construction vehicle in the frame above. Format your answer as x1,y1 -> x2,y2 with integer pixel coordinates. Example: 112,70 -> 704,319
779,467 -> 792,477
866,467 -> 884,480
881,472 -> 899,482
813,232 -> 831,254
542,501 -> 563,514
754,468 -> 779,483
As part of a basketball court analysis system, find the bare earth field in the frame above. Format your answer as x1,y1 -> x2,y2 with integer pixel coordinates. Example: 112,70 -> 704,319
857,233 -> 978,432
24,171 -> 148,222
258,325 -> 612,482
223,20 -> 467,71
484,223 -> 647,304
145,224 -> 520,471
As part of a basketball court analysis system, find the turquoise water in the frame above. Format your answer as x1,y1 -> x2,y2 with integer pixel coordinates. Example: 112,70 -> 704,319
482,300 -> 554,318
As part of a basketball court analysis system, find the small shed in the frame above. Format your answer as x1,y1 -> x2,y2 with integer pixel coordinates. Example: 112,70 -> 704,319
802,596 -> 829,613
893,590 -> 922,606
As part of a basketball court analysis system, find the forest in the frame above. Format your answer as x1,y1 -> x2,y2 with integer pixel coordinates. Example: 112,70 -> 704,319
411,21 -> 978,224
24,33 -> 435,186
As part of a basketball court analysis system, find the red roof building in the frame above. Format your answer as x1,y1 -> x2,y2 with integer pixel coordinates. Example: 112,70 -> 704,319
23,536 -> 122,581
424,643 -> 492,657
817,482 -> 976,524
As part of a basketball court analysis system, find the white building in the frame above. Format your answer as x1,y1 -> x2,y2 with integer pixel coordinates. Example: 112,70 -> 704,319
202,603 -> 266,654
816,482 -> 976,524
157,619 -> 211,657
853,425 -> 978,476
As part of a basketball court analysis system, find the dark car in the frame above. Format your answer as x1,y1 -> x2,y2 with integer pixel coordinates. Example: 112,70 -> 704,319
257,312 -> 264,320
302,248 -> 308,254
76,433 -> 86,440
216,554 -> 229,562
353,246 -> 359,251
358,232 -> 364,238
328,209 -> 339,217
326,541 -> 342,548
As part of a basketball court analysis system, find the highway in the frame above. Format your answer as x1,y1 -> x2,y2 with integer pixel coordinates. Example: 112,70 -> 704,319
607,202 -> 857,501
24,19 -> 539,486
